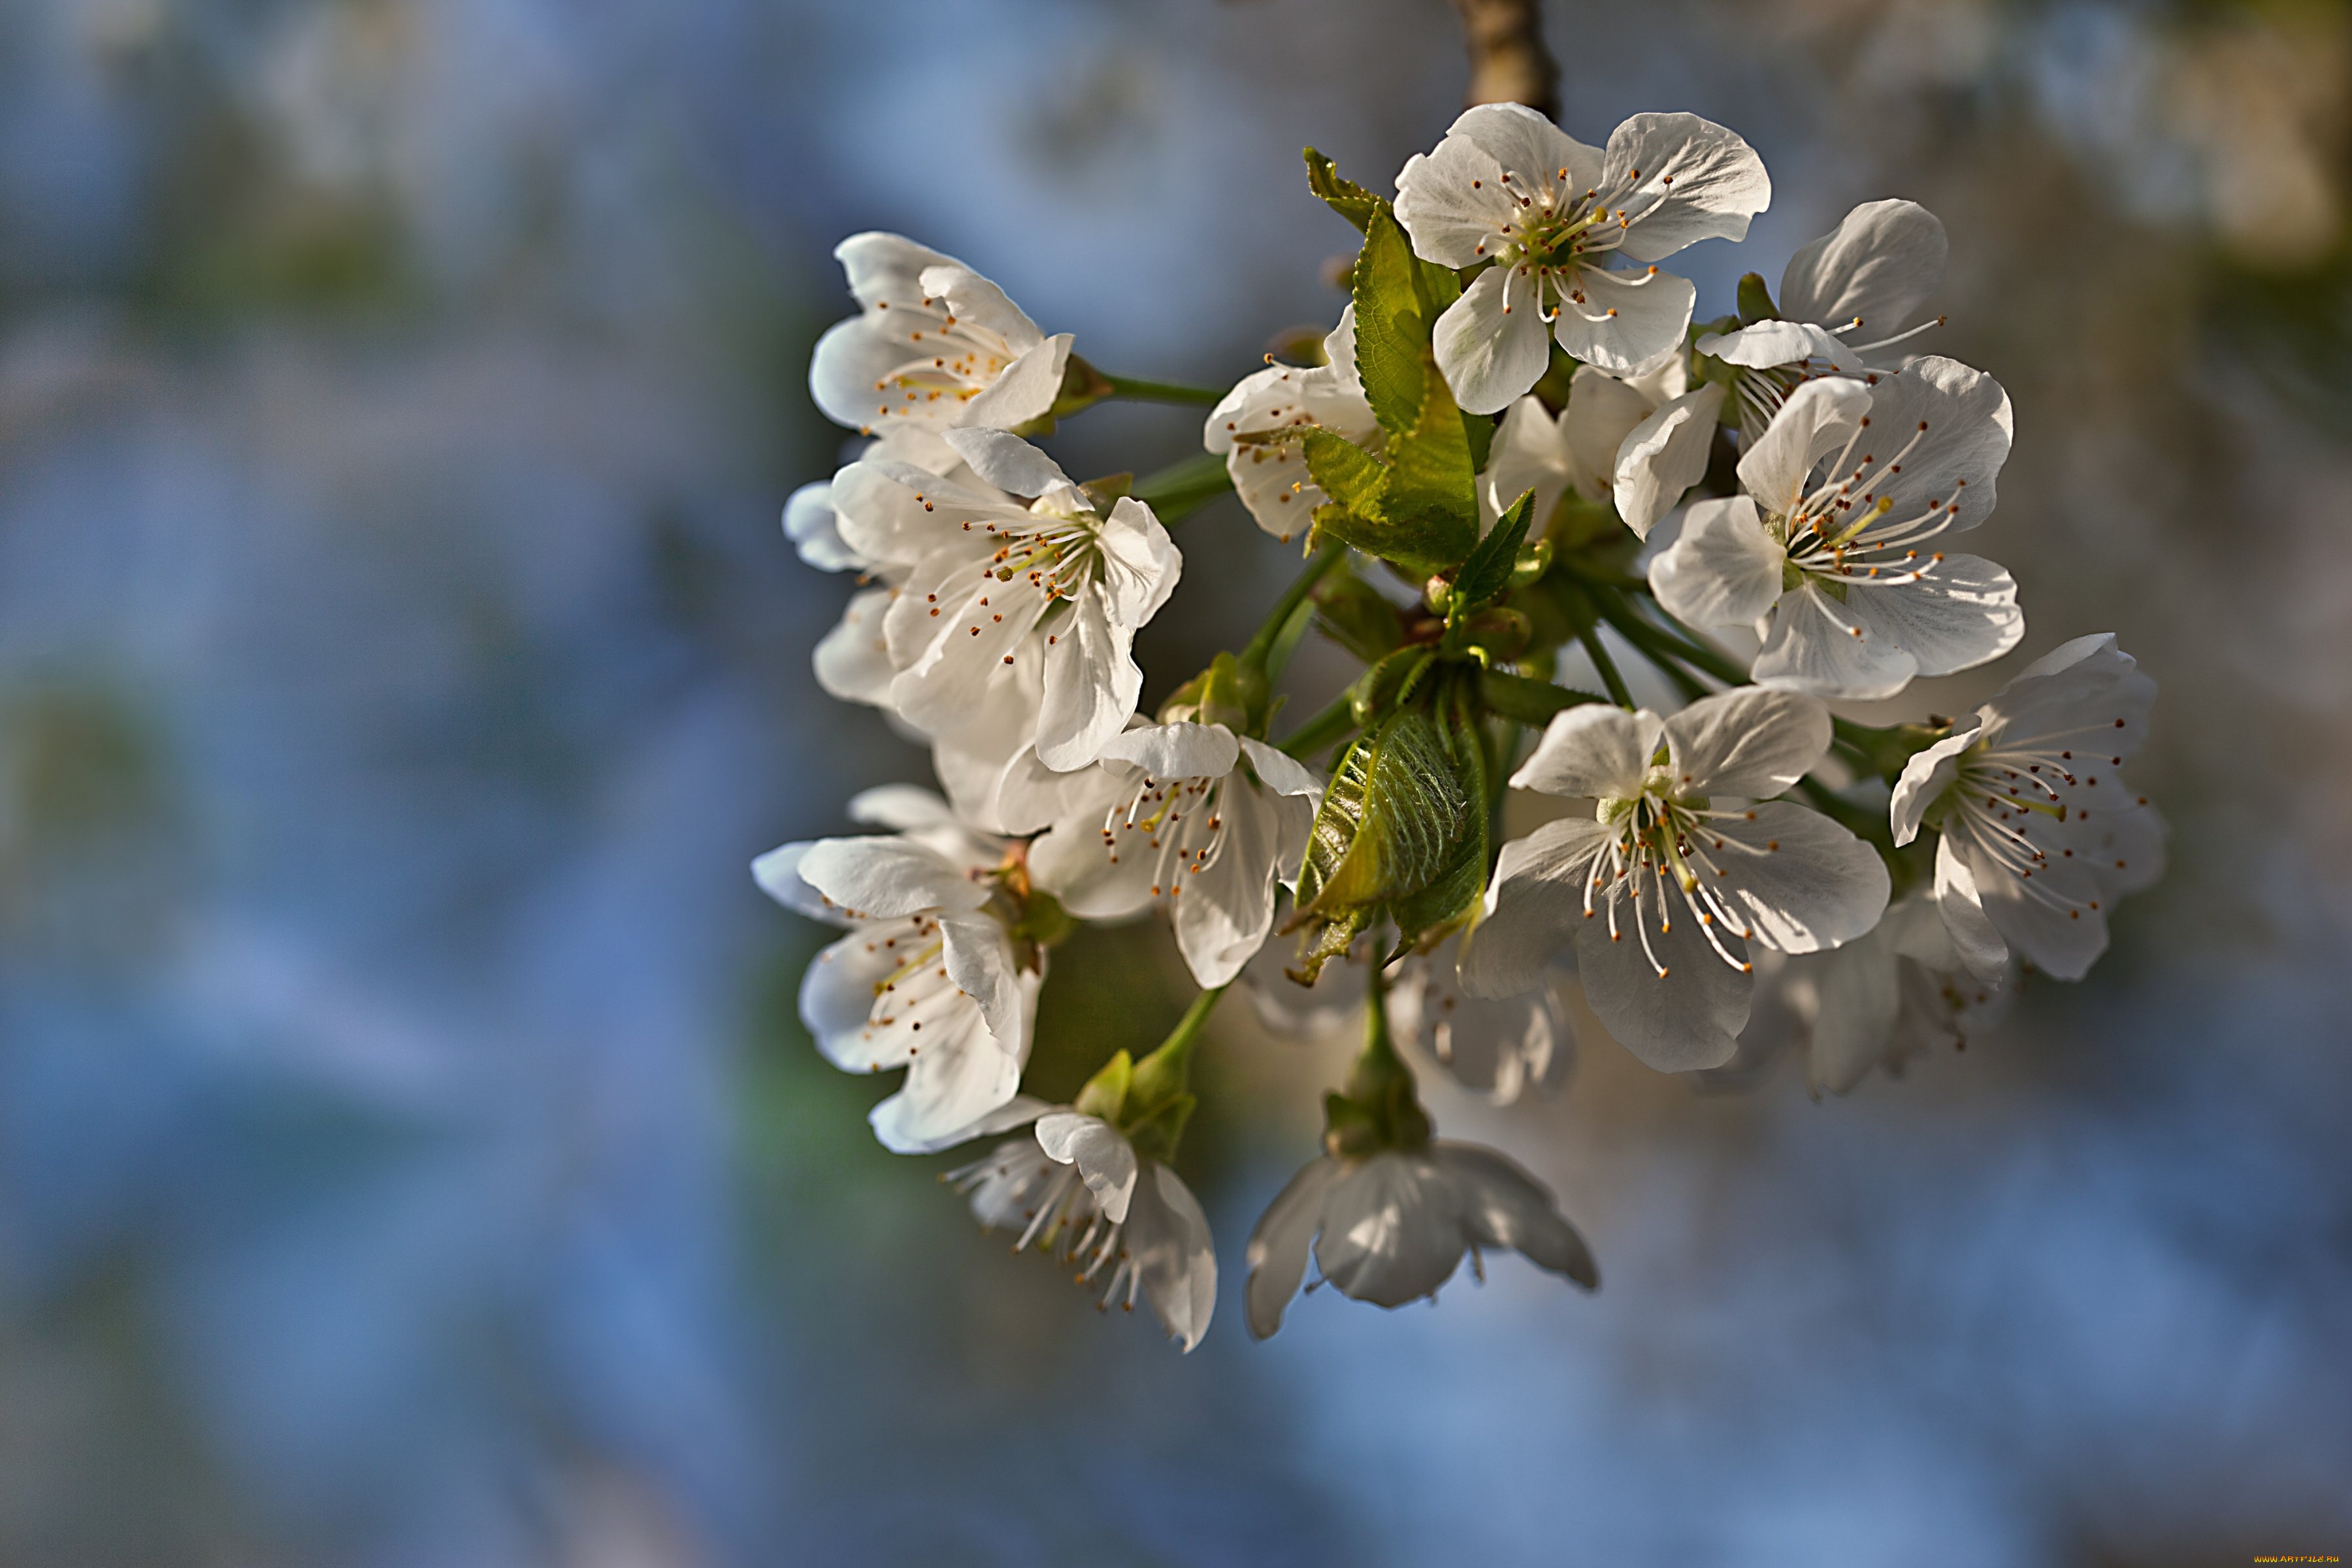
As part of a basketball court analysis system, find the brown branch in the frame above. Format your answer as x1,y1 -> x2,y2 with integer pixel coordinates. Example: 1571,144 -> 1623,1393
1450,0 -> 1560,119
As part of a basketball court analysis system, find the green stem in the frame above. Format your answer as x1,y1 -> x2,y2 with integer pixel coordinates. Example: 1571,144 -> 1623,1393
1476,668 -> 1607,725
1098,372 -> 1227,407
1278,689 -> 1358,761
1130,450 -> 1235,525
1578,621 -> 1634,709
1241,540 -> 1348,673
1133,983 -> 1227,1096
1596,592 -> 1746,688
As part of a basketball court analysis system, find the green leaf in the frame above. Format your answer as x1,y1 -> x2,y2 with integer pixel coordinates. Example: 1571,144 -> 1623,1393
1303,147 -> 1382,234
1390,693 -> 1488,945
1309,709 -> 1474,914
1301,428 -> 1388,516
1452,488 -> 1537,614
1477,668 -> 1606,725
1353,210 -> 1430,436
1377,362 -> 1479,574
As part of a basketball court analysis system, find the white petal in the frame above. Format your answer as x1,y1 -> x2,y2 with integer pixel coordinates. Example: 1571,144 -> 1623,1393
797,928 -> 895,1054
1552,265 -> 1695,376
1842,558 -> 2025,679
1981,633 -> 2155,757
1646,495 -> 1784,626
889,564 -> 1051,737
1433,1142 -> 1598,1286
813,587 -> 898,708
940,912 -> 1028,1059
1394,115 -> 1543,268
830,459 -> 1017,568
1573,889 -> 1753,1071
1778,199 -> 1948,340
1171,778 -> 1290,988
1510,704 -> 1664,800
1458,817 -> 1613,999
1100,721 -> 1238,780
915,263 -> 1043,354
1128,1164 -> 1218,1352
835,231 -> 961,307
1560,367 -> 1654,503
1735,376 -> 1872,517
941,427 -> 1071,498
1933,835 -> 2010,981
1602,112 -> 1772,261
1695,319 -> 1857,372
1096,496 -> 1181,626
1394,934 -> 1572,1103
753,841 -> 845,924
1313,1154 -> 1467,1307
1798,924 -> 1904,1096
868,1005 -> 1028,1155
1479,394 -> 1576,531
1035,1111 -> 1139,1224
1890,725 -> 1980,846
1844,357 -> 2012,536
1452,103 -> 1603,199
1035,587 -> 1140,772
1433,265 -> 1554,416
1028,811 -> 1156,921
1702,804 -> 1891,955
1238,736 -> 1325,800
798,836 -> 986,918
808,315 -> 917,431
1245,1156 -> 1342,1338
961,333 -> 1072,431
783,480 -> 872,573
1663,686 -> 1831,797
1960,825 -> 2109,981
1611,381 -> 1725,536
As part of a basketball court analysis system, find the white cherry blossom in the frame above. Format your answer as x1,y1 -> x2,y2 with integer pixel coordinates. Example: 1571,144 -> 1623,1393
1394,104 -> 1770,410
1892,634 -> 2163,981
1030,721 -> 1323,988
1646,357 -> 2021,699
808,233 -> 1071,435
951,1108 -> 1217,1351
1243,1141 -> 1597,1337
753,789 -> 1043,1154
1780,891 -> 2012,1095
1479,353 -> 1710,536
1460,688 -> 1889,1071
1386,932 -> 1574,1104
1699,199 -> 1950,436
830,426 -> 1179,772
1204,308 -> 1381,542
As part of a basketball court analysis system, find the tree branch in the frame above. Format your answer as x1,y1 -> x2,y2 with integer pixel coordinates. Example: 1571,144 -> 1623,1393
1450,0 -> 1559,119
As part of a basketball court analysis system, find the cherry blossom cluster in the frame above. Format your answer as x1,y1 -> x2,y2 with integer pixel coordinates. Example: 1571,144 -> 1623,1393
763,105 -> 2163,1350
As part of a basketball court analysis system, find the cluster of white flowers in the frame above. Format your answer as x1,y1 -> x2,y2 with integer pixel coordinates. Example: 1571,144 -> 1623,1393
760,103 -> 2162,1352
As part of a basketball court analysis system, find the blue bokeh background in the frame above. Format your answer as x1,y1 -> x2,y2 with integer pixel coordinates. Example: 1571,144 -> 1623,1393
2,1 -> 2349,1563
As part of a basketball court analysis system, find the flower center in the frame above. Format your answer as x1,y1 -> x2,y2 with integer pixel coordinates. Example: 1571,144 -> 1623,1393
1588,766 -> 1759,979
870,299 -> 1013,416
1102,772 -> 1230,900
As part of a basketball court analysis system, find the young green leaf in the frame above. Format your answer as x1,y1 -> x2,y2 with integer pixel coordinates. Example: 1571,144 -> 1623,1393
1352,209 -> 1430,436
1377,361 -> 1480,574
1302,147 -> 1381,234
1452,487 -> 1537,615
1300,428 -> 1389,517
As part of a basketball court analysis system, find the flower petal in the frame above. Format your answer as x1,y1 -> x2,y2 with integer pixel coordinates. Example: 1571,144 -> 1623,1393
1392,933 -> 1572,1103
1695,318 -> 1858,372
1611,381 -> 1725,536
1573,886 -> 1753,1071
1458,817 -> 1613,1000
1890,725 -> 1981,846
1797,923 -> 1904,1096
1433,1142 -> 1599,1287
1452,103 -> 1603,199
1778,199 -> 1948,342
1736,376 -> 1872,517
783,480 -> 872,573
799,836 -> 987,918
940,911 -> 1028,1058
1478,395 -> 1576,531
1128,1164 -> 1218,1352
1933,834 -> 2010,981
1433,265 -> 1555,415
1510,704 -> 1665,800
1313,1154 -> 1467,1307
962,333 -> 1073,430
1663,686 -> 1832,797
1552,265 -> 1695,376
1701,803 -> 1891,954
1238,736 -> 1325,800
1844,357 -> 2011,536
1100,720 -> 1239,781
813,587 -> 898,708
1601,113 -> 1772,263
1647,495 -> 1784,626
1035,1111 -> 1139,1223
941,427 -> 1071,499
1035,585 -> 1141,772
1094,495 -> 1182,627
1245,1156 -> 1342,1339
915,263 -> 1044,355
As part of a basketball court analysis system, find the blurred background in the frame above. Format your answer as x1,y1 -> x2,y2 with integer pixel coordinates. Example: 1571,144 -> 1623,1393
1,0 -> 2348,1562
